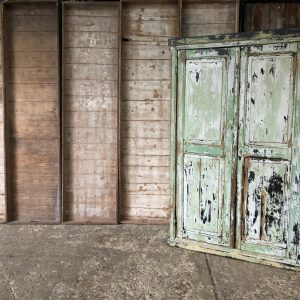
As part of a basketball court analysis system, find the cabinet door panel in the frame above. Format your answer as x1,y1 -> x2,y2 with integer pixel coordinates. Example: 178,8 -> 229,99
176,48 -> 238,247
237,43 -> 300,260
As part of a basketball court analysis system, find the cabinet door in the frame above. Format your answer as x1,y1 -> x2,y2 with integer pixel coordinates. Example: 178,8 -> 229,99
236,43 -> 300,261
176,48 -> 238,247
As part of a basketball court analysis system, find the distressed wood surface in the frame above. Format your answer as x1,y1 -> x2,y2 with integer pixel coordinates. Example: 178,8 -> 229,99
236,43 -> 298,259
5,3 -> 59,223
0,7 -> 4,222
170,34 -> 300,269
175,47 -> 237,246
121,2 -> 178,223
63,3 -> 119,224
243,2 -> 300,32
181,2 -> 236,37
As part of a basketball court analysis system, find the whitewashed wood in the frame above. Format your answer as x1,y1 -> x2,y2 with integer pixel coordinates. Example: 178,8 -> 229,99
122,155 -> 170,167
121,3 -> 177,222
122,80 -> 171,101
65,128 -> 117,144
64,48 -> 118,65
64,96 -> 117,112
64,80 -> 118,97
123,42 -> 171,60
182,23 -> 236,37
0,3 -> 4,222
121,206 -> 169,219
123,4 -> 177,21
121,100 -> 170,121
64,112 -> 117,128
122,60 -> 170,80
65,4 -> 118,17
121,166 -> 169,183
122,183 -> 169,195
64,64 -> 117,81
64,31 -> 118,49
65,144 -> 117,160
121,120 -> 170,139
122,20 -> 177,39
65,16 -> 118,32
182,2 -> 236,37
121,138 -> 170,156
63,4 -> 119,223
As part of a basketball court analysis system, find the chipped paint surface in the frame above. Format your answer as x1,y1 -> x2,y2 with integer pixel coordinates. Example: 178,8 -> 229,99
185,59 -> 224,144
175,47 -> 237,246
183,155 -> 223,235
244,159 -> 290,244
246,54 -> 294,146
170,33 -> 300,269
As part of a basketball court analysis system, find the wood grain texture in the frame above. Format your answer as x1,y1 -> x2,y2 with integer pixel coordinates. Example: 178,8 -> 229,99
63,3 -> 119,224
243,2 -> 300,31
121,2 -> 178,223
0,10 -> 4,222
5,3 -> 59,223
181,2 -> 236,37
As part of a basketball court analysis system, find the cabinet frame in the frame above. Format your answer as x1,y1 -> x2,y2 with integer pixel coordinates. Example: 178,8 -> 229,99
169,29 -> 300,270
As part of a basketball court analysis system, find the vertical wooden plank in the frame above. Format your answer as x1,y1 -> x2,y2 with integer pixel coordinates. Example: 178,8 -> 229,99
120,2 -> 178,224
235,0 -> 240,33
288,43 -> 300,263
117,1 -> 122,223
178,0 -> 182,38
62,2 -> 119,224
57,0 -> 62,223
169,46 -> 177,240
0,3 -> 6,223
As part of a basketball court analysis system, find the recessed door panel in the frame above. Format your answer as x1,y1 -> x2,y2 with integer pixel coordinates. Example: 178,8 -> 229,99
183,154 -> 224,237
185,59 -> 225,144
243,159 -> 290,245
246,54 -> 294,146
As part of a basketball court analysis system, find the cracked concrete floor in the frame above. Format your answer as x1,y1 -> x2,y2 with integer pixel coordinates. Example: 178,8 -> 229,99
0,225 -> 299,300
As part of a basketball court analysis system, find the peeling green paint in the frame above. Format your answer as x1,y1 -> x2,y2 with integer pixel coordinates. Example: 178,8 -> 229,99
169,31 -> 300,270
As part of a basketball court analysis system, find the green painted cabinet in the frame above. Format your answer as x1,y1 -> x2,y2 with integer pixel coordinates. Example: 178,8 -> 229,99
169,30 -> 300,270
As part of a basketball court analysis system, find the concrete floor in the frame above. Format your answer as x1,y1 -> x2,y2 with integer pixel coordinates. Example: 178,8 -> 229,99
0,225 -> 299,300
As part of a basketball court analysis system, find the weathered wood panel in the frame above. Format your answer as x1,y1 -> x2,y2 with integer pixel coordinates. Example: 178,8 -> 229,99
0,10 -> 4,222
63,3 -> 119,224
182,1 -> 236,37
243,2 -> 300,31
121,2 -> 178,223
5,3 -> 59,223
236,43 -> 298,259
176,48 -> 237,246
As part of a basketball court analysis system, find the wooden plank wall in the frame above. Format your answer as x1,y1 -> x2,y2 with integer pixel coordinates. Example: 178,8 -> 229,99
0,10 -> 5,223
62,3 -> 119,223
242,2 -> 300,31
3,0 -> 298,224
120,2 -> 178,223
5,3 -> 59,223
182,0 -> 238,37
